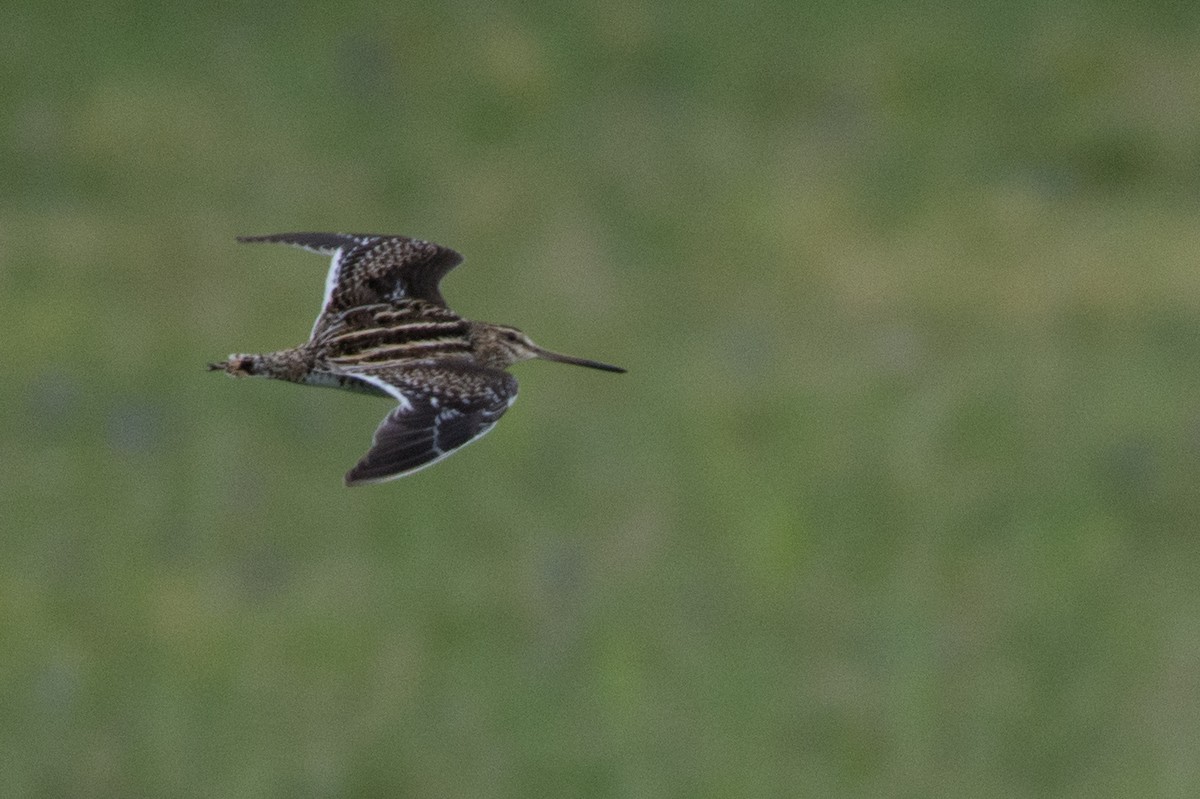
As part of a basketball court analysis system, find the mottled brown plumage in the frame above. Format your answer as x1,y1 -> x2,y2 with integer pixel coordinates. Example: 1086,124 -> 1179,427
209,232 -> 624,485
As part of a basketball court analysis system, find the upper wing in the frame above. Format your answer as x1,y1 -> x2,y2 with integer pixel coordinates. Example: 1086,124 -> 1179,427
237,232 -> 465,336
343,362 -> 518,485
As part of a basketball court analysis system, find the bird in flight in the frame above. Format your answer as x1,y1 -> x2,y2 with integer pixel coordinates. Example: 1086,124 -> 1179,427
209,233 -> 625,485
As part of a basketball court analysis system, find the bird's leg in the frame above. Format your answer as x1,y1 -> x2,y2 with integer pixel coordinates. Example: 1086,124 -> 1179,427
207,354 -> 260,377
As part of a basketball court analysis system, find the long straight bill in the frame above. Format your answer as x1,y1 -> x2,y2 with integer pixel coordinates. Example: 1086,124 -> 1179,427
535,348 -> 626,373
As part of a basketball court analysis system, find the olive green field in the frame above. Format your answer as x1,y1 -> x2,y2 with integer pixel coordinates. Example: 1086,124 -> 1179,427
5,2 -> 1200,796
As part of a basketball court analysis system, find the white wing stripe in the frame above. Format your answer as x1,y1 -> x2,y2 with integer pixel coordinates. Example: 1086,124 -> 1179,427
351,373 -> 414,412
312,247 -> 345,337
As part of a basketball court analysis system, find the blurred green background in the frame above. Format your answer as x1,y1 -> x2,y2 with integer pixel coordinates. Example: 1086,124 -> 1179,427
5,1 -> 1200,795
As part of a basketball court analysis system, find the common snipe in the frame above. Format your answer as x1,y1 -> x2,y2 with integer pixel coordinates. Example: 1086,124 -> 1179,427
209,233 -> 624,485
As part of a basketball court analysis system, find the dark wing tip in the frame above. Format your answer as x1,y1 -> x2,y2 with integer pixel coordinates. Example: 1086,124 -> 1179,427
343,443 -> 436,486
344,459 -> 400,486
236,232 -> 374,254
236,233 -> 302,244
344,466 -> 384,487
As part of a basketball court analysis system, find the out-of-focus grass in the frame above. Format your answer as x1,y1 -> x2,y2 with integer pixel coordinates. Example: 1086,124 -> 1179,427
5,1 -> 1200,796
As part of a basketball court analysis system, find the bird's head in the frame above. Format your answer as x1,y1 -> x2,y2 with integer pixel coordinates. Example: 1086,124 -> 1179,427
475,323 -> 625,373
